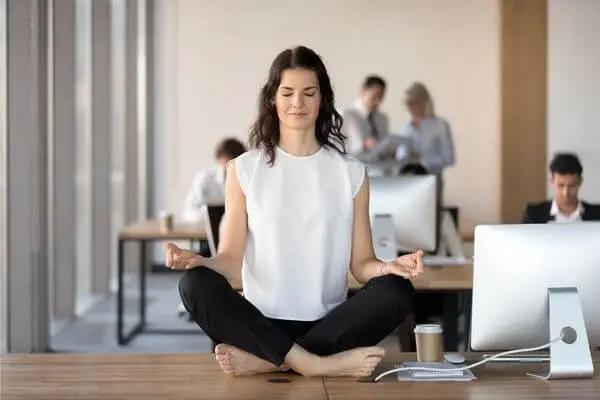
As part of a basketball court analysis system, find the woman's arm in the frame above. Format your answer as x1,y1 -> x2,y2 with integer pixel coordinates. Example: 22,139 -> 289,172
167,161 -> 247,282
200,160 -> 247,281
349,171 -> 424,283
349,172 -> 388,283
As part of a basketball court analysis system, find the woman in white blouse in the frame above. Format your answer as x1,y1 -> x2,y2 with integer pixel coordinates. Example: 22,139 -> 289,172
164,46 -> 423,378
398,82 -> 455,177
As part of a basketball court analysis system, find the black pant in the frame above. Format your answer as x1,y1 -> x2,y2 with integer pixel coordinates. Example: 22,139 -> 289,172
178,267 -> 415,367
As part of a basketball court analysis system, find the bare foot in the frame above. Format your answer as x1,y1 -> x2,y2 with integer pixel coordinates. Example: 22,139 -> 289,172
215,344 -> 288,376
300,347 -> 385,378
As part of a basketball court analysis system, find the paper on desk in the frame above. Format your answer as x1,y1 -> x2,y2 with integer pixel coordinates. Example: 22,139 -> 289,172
396,362 -> 477,382
423,255 -> 471,266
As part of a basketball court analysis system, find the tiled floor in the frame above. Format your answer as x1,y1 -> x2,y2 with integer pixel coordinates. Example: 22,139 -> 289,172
51,273 -> 213,354
51,272 -> 401,354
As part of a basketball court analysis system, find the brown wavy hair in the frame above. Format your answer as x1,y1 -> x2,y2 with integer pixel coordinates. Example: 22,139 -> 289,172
249,46 -> 346,165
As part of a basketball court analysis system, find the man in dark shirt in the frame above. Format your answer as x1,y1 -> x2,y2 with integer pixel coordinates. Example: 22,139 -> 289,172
522,153 -> 600,223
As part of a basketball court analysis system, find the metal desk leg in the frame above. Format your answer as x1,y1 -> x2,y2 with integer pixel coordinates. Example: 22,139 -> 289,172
140,241 -> 147,327
397,313 -> 416,351
443,292 -> 459,351
462,290 -> 473,350
126,239 -> 202,337
117,239 -> 125,344
117,238 -> 144,345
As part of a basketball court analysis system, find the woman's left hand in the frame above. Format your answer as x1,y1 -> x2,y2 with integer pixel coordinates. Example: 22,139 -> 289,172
384,250 -> 425,279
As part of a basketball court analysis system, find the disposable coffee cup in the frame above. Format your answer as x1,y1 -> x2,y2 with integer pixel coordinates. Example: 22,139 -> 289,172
414,324 -> 443,362
159,212 -> 174,232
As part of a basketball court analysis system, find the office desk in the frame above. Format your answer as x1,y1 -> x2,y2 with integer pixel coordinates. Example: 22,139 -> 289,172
2,352 -> 597,400
228,264 -> 472,293
347,263 -> 472,291
117,219 -> 207,345
324,352 -> 600,399
0,353 -> 326,400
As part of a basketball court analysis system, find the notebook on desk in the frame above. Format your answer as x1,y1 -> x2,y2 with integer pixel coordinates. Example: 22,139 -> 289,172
396,362 -> 476,382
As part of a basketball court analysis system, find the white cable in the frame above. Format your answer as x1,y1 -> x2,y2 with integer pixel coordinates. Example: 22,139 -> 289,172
373,334 -> 564,382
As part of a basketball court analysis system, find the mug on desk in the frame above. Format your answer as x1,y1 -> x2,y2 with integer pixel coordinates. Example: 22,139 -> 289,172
159,212 -> 174,233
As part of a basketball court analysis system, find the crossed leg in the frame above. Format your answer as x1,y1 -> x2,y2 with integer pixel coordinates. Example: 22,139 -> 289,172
178,268 -> 414,377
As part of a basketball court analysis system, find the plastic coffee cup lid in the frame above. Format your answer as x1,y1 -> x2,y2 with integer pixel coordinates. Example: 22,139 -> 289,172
413,324 -> 443,334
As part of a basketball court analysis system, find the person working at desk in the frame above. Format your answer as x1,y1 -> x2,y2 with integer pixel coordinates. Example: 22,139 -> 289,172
342,75 -> 389,154
166,46 -> 423,378
522,152 -> 600,223
396,82 -> 455,178
182,137 -> 247,222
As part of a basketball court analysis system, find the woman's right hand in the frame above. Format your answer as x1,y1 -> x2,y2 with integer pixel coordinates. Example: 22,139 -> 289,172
165,242 -> 204,270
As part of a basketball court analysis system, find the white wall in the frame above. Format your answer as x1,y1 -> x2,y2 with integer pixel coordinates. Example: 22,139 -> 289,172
153,0 -> 501,230
548,0 -> 600,201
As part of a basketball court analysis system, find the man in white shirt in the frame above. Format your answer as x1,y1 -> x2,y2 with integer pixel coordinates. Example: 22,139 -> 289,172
182,138 -> 246,222
522,153 -> 600,223
342,76 -> 389,154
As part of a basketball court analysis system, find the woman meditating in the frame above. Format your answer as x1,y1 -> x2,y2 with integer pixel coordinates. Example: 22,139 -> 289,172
166,46 -> 423,378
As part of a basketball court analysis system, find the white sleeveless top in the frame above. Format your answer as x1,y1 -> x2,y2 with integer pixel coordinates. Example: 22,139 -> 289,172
235,146 -> 365,321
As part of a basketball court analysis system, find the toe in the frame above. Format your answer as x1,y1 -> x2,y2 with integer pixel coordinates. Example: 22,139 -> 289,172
219,360 -> 234,374
215,343 -> 228,355
366,347 -> 385,357
367,357 -> 381,366
361,366 -> 375,377
216,354 -> 229,363
355,369 -> 370,378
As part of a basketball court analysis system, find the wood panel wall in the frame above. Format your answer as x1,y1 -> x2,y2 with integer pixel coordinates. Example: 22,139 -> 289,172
500,0 -> 548,223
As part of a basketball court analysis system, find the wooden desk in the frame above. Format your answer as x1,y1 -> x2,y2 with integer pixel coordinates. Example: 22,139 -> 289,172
2,353 -> 598,399
325,353 -> 600,399
229,264 -> 473,292
119,219 -> 207,241
0,353 -> 326,400
117,219 -> 207,345
347,263 -> 473,291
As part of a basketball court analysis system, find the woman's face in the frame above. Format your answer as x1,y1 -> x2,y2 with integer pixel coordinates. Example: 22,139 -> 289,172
275,68 -> 321,132
405,95 -> 425,119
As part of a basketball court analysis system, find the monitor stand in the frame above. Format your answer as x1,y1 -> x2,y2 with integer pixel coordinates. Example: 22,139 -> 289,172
530,287 -> 594,380
371,214 -> 396,261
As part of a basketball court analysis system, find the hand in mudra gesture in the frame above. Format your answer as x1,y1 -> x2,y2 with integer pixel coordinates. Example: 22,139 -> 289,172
165,242 -> 204,270
384,249 -> 425,280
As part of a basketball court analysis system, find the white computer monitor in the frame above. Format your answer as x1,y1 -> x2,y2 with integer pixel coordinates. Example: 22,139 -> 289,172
369,175 -> 439,255
470,223 -> 600,379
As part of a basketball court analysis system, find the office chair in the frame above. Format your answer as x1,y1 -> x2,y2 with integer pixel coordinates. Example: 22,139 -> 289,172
203,204 -> 225,256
